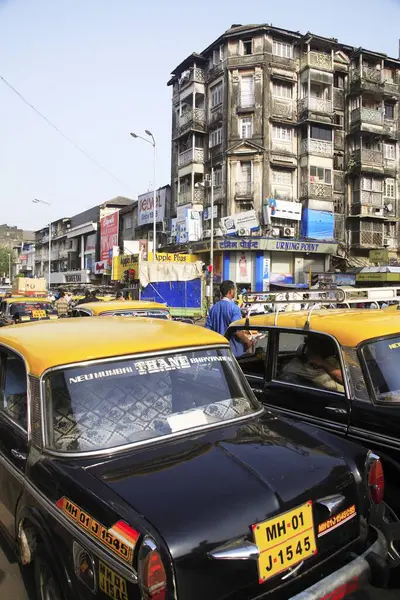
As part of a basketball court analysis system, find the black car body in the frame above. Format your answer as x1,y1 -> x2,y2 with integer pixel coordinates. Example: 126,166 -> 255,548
0,317 -> 390,599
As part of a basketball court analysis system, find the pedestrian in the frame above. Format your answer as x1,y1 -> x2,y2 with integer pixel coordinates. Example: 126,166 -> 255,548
77,290 -> 91,305
55,291 -> 70,318
90,289 -> 100,302
205,280 -> 253,357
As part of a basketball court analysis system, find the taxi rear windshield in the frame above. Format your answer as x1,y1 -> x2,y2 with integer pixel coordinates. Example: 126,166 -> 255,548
9,302 -> 55,316
44,348 -> 258,453
362,337 -> 400,402
99,309 -> 170,319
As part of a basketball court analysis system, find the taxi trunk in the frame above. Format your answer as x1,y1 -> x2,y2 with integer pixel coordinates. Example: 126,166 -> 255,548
87,416 -> 364,599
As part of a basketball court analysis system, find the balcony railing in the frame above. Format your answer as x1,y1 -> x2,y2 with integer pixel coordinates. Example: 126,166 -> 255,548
298,96 -> 333,115
239,93 -> 255,109
179,108 -> 206,132
351,149 -> 384,168
178,68 -> 205,90
300,138 -> 333,157
301,51 -> 333,71
351,230 -> 384,248
301,182 -> 333,199
178,148 -> 204,167
351,107 -> 383,126
235,182 -> 254,198
177,188 -> 205,206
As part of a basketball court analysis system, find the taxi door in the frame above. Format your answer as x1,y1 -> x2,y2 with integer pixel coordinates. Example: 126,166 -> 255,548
0,349 -> 28,540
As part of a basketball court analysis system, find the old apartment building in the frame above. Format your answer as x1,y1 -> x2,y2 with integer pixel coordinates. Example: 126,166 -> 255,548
168,24 -> 400,288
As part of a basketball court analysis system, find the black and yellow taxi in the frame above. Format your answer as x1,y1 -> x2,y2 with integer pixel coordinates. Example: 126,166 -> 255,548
0,317 -> 391,599
0,296 -> 57,326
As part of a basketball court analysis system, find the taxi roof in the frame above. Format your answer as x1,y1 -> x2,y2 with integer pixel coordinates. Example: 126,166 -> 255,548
0,317 -> 227,376
4,297 -> 52,304
233,309 -> 400,347
78,300 -> 168,314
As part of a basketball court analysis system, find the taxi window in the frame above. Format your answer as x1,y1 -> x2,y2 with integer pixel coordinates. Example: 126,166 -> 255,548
0,352 -> 27,430
275,332 -> 345,394
362,337 -> 400,403
9,302 -> 56,316
44,348 -> 259,453
98,309 -> 170,319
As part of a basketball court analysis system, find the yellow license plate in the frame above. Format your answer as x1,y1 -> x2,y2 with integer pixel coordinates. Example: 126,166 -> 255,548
32,310 -> 46,319
99,561 -> 128,600
252,501 -> 317,583
20,315 -> 30,322
49,315 -> 58,320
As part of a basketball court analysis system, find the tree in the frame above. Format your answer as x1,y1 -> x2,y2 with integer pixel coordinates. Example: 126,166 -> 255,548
0,246 -> 15,280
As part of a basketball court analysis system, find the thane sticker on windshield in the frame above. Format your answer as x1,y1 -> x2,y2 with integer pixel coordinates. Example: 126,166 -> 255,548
388,342 -> 400,350
317,505 -> 356,537
56,497 -> 139,564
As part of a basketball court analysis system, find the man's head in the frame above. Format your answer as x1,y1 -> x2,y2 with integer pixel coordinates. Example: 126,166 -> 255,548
59,291 -> 65,298
85,290 -> 91,298
220,280 -> 236,299
91,290 -> 98,298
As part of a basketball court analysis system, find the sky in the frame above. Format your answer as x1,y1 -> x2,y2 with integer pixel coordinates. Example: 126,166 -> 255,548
1,0 -> 400,231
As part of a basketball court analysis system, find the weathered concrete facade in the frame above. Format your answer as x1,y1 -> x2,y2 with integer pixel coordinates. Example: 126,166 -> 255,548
168,24 -> 400,286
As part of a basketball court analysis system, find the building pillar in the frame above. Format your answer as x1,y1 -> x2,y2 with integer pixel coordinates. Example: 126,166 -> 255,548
223,251 -> 230,280
255,251 -> 264,291
81,235 -> 85,270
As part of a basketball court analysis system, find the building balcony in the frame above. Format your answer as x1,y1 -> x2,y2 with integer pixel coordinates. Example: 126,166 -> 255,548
300,51 -> 333,71
298,96 -> 333,116
271,98 -> 295,121
300,138 -> 333,157
177,108 -> 206,135
350,107 -> 383,127
178,148 -> 204,168
351,228 -> 384,248
353,190 -> 382,208
177,187 -> 205,206
235,182 -> 254,200
350,67 -> 383,93
300,182 -> 332,200
59,249 -> 69,259
349,149 -> 384,173
383,79 -> 399,96
179,68 -> 205,91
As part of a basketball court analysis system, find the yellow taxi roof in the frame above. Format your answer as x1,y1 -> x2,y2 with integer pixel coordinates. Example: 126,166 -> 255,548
0,317 -> 226,376
4,297 -> 52,304
233,309 -> 400,347
78,300 -> 168,314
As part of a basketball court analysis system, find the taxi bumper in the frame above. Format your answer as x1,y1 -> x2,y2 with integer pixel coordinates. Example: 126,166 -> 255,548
290,528 -> 388,599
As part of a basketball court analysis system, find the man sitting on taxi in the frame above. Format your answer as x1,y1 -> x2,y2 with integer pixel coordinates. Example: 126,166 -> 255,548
281,334 -> 344,393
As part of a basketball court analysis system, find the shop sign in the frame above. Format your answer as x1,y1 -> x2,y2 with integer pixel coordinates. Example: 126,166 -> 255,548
138,188 -> 167,226
100,212 -> 119,262
263,199 -> 302,222
203,205 -> 218,221
215,239 -> 335,253
356,272 -> 400,283
336,273 -> 356,286
187,210 -> 202,242
369,249 -> 389,264
64,270 -> 91,284
93,260 -> 110,275
147,252 -> 198,263
220,210 -> 259,235
112,255 -> 139,281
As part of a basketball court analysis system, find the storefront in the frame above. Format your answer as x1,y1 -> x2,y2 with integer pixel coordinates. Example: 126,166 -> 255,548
191,237 -> 337,291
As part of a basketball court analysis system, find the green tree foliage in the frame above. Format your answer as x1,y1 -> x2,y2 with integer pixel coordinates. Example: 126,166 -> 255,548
0,246 -> 15,279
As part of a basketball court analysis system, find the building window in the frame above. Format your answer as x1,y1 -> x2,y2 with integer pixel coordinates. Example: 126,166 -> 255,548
383,68 -> 395,83
273,40 -> 293,59
362,177 -> 382,192
272,124 -> 292,142
385,178 -> 396,198
240,75 -> 254,107
310,125 -> 332,142
214,167 -> 223,186
211,83 -> 223,108
384,102 -> 395,120
384,143 -> 396,160
240,117 -> 253,139
210,127 -> 222,147
242,39 -> 253,55
334,73 -> 345,89
272,169 -> 292,185
310,166 -> 331,184
212,45 -> 224,65
272,81 -> 293,99
124,215 -> 132,230
334,114 -> 344,127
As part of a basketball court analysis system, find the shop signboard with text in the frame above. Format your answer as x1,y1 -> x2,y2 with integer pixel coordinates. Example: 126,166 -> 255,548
138,188 -> 167,226
263,199 -> 302,223
100,212 -> 119,262
147,252 -> 198,263
220,210 -> 259,235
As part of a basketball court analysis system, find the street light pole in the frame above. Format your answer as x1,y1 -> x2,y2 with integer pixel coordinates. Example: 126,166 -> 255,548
130,131 -> 157,260
33,199 -> 51,289
8,252 -> 11,284
210,166 -> 214,306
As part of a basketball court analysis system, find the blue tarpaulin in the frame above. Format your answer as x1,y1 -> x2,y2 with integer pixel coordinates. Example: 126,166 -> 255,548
140,279 -> 201,309
301,209 -> 334,240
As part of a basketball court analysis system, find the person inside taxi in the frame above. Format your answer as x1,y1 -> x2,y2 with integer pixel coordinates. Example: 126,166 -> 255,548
282,334 -> 344,393
206,280 -> 253,358
115,291 -> 125,301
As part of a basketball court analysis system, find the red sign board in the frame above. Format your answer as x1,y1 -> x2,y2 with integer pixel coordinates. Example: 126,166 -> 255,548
100,212 -> 119,262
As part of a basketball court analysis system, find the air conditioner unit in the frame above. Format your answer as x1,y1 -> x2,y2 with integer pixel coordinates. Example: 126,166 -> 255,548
282,227 -> 295,238
271,227 -> 280,237
203,230 -> 211,239
167,237 -> 174,245
213,228 -> 223,237
238,227 -> 250,236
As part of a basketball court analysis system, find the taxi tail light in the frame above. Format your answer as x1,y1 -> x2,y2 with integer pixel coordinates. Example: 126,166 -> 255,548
138,537 -> 167,600
367,452 -> 384,504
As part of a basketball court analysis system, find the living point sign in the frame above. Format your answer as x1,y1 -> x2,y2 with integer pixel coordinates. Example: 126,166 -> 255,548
192,238 -> 337,254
